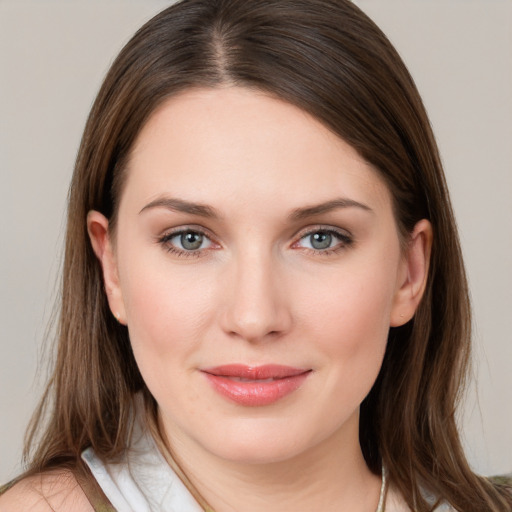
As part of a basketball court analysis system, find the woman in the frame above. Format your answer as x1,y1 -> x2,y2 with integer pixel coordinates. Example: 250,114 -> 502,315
1,0 -> 510,510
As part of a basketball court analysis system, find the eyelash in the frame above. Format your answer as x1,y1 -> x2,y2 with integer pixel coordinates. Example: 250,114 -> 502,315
293,227 -> 354,255
158,227 -> 215,258
157,226 -> 353,258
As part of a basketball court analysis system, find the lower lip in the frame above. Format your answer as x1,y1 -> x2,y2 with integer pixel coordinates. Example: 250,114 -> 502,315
203,372 -> 310,406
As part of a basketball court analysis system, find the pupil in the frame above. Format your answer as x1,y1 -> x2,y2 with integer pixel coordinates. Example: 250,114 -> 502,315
181,232 -> 203,250
311,232 -> 332,250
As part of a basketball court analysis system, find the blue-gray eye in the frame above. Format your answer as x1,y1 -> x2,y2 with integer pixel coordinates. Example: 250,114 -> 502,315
297,229 -> 352,251
309,232 -> 332,250
180,231 -> 204,250
162,230 -> 212,252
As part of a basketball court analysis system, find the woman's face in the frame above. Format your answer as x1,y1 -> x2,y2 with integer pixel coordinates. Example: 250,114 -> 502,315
90,87 -> 429,465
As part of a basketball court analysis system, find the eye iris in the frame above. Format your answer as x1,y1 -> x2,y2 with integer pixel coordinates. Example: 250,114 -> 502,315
181,232 -> 203,250
310,232 -> 332,250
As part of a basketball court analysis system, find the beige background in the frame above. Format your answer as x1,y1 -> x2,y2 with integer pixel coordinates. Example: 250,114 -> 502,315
0,0 -> 510,483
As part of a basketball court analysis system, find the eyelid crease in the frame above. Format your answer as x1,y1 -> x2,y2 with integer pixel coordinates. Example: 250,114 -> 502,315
293,224 -> 353,241
159,225 -> 212,240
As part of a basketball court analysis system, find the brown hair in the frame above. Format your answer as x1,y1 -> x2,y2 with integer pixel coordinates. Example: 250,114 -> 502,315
21,1 -> 511,510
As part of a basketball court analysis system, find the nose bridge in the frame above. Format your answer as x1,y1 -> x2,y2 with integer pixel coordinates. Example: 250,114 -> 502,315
221,243 -> 291,342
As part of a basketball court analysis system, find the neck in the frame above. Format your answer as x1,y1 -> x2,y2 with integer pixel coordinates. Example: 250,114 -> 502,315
158,412 -> 382,512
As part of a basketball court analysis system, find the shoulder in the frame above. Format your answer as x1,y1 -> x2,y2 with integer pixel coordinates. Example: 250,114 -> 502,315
489,473 -> 512,487
0,470 -> 94,512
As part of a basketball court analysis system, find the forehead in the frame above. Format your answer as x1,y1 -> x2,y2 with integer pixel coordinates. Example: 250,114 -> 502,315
122,87 -> 392,216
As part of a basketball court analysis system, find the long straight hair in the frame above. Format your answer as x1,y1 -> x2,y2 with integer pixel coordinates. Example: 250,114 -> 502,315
23,1 -> 511,510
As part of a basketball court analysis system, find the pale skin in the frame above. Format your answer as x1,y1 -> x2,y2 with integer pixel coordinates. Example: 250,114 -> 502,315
0,87 -> 431,511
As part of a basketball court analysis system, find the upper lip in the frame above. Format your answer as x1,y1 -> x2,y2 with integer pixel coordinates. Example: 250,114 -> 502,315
202,364 -> 311,380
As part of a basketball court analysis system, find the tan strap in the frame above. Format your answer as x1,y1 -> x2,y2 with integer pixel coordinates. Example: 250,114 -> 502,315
73,460 -> 118,512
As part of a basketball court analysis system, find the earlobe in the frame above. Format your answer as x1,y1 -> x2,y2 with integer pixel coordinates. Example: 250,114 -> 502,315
87,210 -> 127,324
390,219 -> 432,327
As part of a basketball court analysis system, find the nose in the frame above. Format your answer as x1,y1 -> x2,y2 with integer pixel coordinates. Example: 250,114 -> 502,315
219,249 -> 293,343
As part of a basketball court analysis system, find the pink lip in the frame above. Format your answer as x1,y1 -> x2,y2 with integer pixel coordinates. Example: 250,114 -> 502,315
201,364 -> 311,406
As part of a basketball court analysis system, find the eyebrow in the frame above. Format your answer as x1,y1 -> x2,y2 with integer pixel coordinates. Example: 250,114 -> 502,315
139,197 -> 219,218
289,198 -> 373,220
139,196 -> 373,220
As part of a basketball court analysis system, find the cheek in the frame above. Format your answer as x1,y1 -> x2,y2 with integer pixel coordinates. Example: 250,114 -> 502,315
297,256 -> 398,390
303,263 -> 396,343
118,253 -> 215,375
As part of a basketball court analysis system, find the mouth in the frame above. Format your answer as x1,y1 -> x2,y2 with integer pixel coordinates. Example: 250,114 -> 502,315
201,364 -> 312,406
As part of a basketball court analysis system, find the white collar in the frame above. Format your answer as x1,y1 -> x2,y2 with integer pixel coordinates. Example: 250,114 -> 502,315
82,418 -> 203,512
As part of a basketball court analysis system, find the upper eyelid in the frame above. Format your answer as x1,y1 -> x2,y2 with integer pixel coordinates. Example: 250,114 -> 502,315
294,225 -> 352,239
160,225 -> 214,240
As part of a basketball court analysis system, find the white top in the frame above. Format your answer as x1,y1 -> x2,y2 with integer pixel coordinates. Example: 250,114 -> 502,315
82,421 -> 202,512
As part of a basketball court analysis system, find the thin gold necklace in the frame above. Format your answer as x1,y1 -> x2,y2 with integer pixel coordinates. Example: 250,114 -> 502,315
376,465 -> 387,512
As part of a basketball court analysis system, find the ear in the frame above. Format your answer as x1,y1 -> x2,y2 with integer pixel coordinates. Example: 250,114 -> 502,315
390,219 -> 433,327
87,210 -> 127,325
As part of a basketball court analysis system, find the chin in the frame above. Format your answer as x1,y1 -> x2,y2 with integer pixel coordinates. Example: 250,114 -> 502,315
197,418 -> 326,466
216,441 -> 305,465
